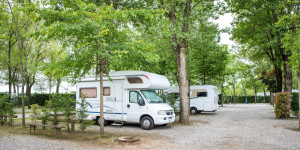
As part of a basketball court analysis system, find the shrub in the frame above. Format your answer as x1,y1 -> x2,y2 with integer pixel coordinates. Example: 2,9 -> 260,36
274,92 -> 291,118
0,95 -> 15,126
30,104 -> 40,124
61,95 -> 76,132
76,96 -> 89,132
6,104 -> 15,126
40,105 -> 50,129
47,94 -> 62,126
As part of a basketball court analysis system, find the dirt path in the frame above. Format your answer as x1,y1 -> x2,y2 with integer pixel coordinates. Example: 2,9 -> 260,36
1,104 -> 300,150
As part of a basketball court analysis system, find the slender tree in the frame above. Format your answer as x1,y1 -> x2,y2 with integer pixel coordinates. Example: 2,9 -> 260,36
41,0 -> 162,134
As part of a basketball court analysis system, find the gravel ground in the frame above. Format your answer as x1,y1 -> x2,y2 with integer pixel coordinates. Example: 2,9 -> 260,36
1,104 -> 300,150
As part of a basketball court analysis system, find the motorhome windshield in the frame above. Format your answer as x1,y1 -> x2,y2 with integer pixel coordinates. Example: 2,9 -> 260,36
141,90 -> 165,103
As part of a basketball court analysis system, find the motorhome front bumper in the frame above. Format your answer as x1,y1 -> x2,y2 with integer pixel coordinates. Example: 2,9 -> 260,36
154,114 -> 176,125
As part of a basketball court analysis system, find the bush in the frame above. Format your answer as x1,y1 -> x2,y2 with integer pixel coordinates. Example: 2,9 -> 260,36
40,105 -> 50,129
76,96 -> 89,132
0,95 -> 15,126
274,92 -> 291,118
30,104 -> 40,124
47,94 -> 61,126
61,95 -> 76,132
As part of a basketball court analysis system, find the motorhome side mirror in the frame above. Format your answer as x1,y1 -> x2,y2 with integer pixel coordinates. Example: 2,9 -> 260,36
138,98 -> 145,106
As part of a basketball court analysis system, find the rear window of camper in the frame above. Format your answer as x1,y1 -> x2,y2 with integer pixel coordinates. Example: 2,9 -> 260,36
197,92 -> 207,97
127,77 -> 143,84
80,88 -> 97,98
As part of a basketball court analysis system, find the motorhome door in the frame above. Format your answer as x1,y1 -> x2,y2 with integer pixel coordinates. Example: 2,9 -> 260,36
113,82 -> 123,120
127,91 -> 146,123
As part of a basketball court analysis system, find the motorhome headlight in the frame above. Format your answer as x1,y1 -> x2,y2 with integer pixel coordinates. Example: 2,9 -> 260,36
158,110 -> 167,115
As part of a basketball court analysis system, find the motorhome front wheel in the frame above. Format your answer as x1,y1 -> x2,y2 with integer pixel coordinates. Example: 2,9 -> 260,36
140,116 -> 154,130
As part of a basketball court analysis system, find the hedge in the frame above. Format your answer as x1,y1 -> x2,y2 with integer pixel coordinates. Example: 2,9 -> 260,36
16,93 -> 75,107
274,92 -> 291,118
219,95 -> 270,104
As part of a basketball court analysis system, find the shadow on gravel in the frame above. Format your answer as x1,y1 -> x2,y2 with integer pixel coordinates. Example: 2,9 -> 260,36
103,123 -> 175,130
285,127 -> 300,132
190,120 -> 210,126
197,112 -> 217,116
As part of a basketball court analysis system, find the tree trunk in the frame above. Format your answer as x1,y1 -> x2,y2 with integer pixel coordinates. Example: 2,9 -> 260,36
8,40 -> 12,103
233,78 -> 236,104
282,43 -> 293,93
263,87 -> 266,103
270,92 -> 274,107
254,88 -> 257,104
221,83 -> 224,107
242,83 -> 247,103
178,47 -> 189,124
56,79 -> 61,93
26,80 -> 32,108
274,65 -> 283,93
188,76 -> 191,105
283,60 -> 293,93
297,65 -> 300,129
49,78 -> 52,100
99,62 -> 104,135
4,32 -> 14,126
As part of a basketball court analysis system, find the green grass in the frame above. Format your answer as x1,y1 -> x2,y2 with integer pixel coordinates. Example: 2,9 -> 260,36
14,107 -> 35,114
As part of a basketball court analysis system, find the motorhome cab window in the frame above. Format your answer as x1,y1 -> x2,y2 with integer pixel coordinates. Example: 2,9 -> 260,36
141,90 -> 165,103
127,77 -> 143,84
129,91 -> 143,103
80,88 -> 97,98
103,87 -> 110,96
197,92 -> 207,97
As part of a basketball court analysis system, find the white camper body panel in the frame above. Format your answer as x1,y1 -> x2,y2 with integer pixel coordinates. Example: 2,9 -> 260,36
167,85 -> 219,112
76,71 -> 175,128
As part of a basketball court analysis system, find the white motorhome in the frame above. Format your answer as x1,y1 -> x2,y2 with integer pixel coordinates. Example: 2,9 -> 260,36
76,71 -> 175,130
166,85 -> 219,115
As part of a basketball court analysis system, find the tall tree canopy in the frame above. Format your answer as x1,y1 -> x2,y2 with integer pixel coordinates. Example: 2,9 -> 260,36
227,0 -> 299,93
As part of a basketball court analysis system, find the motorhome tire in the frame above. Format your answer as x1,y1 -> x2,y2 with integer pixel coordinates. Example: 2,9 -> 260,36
190,107 -> 198,115
140,116 -> 154,130
96,117 -> 108,126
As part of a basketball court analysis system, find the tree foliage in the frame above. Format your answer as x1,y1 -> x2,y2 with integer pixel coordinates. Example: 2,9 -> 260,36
227,0 -> 299,93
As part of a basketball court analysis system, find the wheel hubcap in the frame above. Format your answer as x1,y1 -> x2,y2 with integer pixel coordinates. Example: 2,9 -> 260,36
191,109 -> 196,114
143,120 -> 150,128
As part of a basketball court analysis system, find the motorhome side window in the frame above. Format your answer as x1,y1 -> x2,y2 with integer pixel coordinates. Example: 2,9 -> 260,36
103,87 -> 110,96
197,92 -> 207,97
80,88 -> 97,98
127,77 -> 143,84
129,91 -> 143,103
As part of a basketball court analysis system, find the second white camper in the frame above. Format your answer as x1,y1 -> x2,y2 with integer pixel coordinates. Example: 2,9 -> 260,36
167,85 -> 219,114
76,71 -> 175,130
